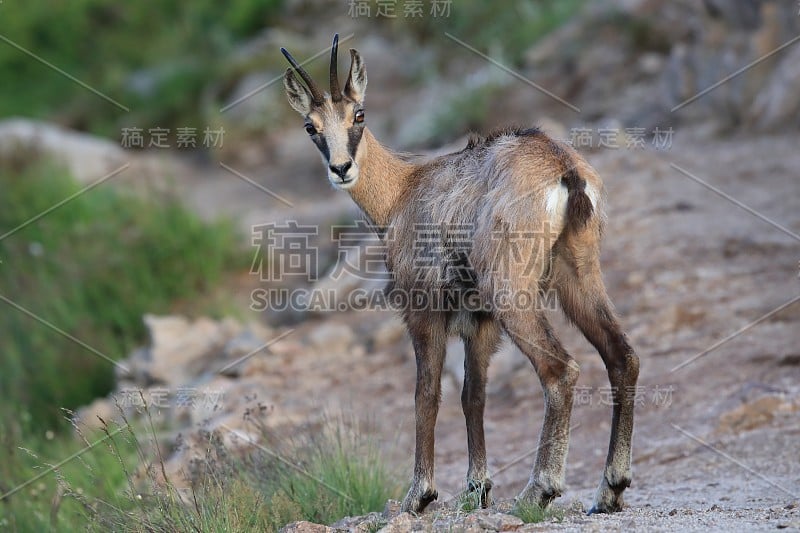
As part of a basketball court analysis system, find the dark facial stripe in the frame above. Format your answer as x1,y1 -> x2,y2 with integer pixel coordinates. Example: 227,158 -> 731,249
313,135 -> 330,162
347,123 -> 364,159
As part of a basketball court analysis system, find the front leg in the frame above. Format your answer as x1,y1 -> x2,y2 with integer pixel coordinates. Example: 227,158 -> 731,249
401,312 -> 447,513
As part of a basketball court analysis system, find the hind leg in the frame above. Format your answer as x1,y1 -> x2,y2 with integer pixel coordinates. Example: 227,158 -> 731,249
553,252 -> 639,514
461,316 -> 501,507
501,309 -> 580,509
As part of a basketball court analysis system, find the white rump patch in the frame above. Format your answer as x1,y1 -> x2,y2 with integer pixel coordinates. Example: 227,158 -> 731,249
584,183 -> 600,210
545,183 -> 569,226
545,182 -> 599,228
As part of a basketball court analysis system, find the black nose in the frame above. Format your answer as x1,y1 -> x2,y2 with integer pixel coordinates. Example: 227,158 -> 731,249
329,161 -> 352,179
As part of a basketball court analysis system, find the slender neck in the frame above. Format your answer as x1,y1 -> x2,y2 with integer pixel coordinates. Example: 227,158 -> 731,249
347,128 -> 415,227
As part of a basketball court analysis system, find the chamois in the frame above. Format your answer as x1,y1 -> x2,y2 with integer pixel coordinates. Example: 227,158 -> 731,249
281,35 -> 639,515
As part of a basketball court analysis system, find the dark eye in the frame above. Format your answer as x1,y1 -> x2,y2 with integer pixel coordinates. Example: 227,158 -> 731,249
354,110 -> 365,124
304,123 -> 317,135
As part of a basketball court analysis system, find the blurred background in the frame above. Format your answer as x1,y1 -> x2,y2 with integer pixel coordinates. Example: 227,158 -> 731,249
1,0 -> 799,530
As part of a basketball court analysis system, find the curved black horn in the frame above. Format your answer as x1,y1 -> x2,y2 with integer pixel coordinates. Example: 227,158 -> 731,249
281,46 -> 324,103
329,34 -> 341,101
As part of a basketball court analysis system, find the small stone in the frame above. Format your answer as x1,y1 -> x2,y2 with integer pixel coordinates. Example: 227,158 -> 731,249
279,521 -> 333,533
331,511 -> 382,530
380,512 -> 425,533
476,511 -> 524,531
382,499 -> 402,519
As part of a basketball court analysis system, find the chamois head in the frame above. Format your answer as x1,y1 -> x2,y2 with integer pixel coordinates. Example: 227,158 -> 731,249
282,34 -> 368,190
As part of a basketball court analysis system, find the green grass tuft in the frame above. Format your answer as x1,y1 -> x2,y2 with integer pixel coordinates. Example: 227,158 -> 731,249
99,414 -> 402,532
455,481 -> 490,512
512,500 -> 565,524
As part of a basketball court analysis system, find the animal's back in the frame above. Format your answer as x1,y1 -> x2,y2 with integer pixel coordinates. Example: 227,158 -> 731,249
386,127 -> 604,294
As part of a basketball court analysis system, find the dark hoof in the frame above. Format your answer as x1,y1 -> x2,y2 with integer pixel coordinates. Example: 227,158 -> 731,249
589,476 -> 628,515
420,489 -> 438,508
514,489 -> 559,511
401,487 -> 438,513
587,503 -> 622,515
587,496 -> 624,515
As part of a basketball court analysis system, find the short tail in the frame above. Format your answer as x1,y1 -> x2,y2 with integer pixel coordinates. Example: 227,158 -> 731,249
531,128 -> 594,233
561,168 -> 593,232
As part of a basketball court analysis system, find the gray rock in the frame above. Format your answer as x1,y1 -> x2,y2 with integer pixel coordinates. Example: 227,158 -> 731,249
749,45 -> 800,131
331,511 -> 384,531
379,512 -> 427,533
141,315 -> 228,385
280,521 -> 334,533
220,327 -> 274,376
0,119 -> 126,183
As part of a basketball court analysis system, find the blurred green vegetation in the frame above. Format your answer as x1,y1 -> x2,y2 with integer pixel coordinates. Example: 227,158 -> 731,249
0,1 -> 586,145
1,414 -> 400,531
0,153 -> 249,528
0,422 -> 139,531
428,81 -> 504,146
120,418 -> 402,532
397,0 -> 585,65
0,154 -> 248,431
0,0 -> 284,136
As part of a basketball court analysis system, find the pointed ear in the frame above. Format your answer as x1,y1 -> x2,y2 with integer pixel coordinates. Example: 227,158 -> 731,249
344,49 -> 367,104
283,68 -> 314,115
